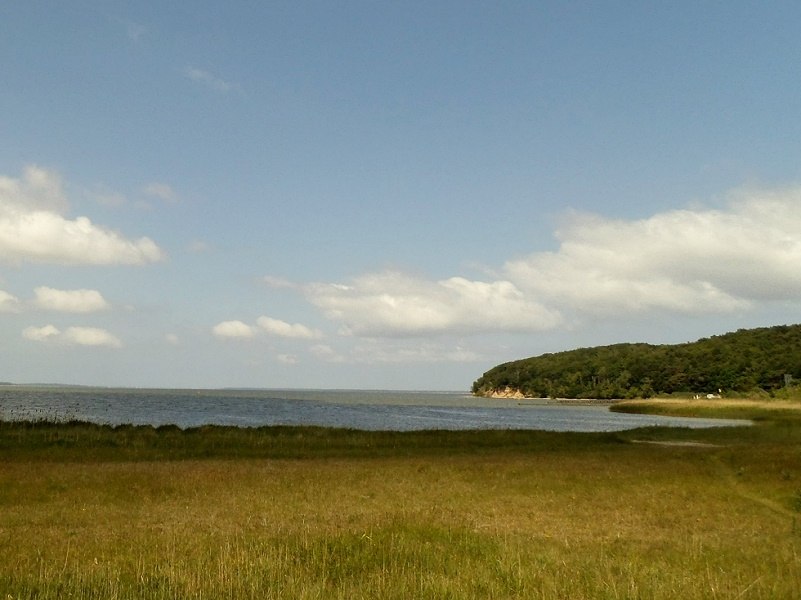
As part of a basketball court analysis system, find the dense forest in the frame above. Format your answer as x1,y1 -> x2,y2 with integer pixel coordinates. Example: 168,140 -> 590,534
472,324 -> 801,399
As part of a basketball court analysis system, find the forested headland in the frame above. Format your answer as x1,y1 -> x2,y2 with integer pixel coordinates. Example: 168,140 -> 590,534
472,324 -> 801,399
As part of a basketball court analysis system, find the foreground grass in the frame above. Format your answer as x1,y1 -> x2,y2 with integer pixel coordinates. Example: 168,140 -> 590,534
1,413 -> 800,598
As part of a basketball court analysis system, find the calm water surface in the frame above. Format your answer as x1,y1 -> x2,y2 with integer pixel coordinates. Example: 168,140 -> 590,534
0,387 -> 748,432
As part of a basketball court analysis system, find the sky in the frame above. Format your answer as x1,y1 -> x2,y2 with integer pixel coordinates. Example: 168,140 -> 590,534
1,1 -> 801,390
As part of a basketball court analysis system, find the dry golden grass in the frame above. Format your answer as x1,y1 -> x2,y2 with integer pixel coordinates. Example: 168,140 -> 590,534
620,397 -> 801,410
612,397 -> 801,420
1,421 -> 800,598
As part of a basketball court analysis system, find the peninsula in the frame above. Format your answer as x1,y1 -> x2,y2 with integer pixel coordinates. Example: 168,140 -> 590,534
472,324 -> 801,400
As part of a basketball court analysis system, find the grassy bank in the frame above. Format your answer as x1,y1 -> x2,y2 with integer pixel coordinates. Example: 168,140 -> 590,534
611,397 -> 801,420
1,416 -> 800,598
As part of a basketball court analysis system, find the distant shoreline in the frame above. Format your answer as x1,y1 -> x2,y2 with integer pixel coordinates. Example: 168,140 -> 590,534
515,397 -> 619,407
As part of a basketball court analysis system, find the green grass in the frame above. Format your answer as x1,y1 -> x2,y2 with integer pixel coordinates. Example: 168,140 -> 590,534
1,412 -> 800,598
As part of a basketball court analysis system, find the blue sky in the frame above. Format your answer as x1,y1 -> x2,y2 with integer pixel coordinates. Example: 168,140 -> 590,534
1,1 -> 800,390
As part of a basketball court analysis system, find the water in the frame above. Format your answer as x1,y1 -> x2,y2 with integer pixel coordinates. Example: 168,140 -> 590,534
0,387 -> 749,432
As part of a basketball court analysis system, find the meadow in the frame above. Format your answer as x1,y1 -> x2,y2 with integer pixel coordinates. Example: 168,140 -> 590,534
1,403 -> 800,599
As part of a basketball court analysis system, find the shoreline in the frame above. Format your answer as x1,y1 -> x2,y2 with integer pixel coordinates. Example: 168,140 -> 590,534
478,388 -> 620,406
515,397 -> 619,407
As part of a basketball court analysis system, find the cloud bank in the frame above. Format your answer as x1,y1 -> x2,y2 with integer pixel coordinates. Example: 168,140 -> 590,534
0,166 -> 164,265
504,188 -> 801,315
305,272 -> 561,337
302,186 -> 801,339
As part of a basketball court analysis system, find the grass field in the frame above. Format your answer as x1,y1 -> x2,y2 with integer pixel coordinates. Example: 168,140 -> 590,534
1,403 -> 800,599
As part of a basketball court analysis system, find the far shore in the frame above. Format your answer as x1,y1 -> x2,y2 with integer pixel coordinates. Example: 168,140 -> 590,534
513,397 -> 619,406
479,388 -> 618,405
478,391 -> 801,418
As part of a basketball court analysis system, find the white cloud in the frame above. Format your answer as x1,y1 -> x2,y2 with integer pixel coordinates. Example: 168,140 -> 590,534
305,271 -> 562,337
0,165 -> 67,213
256,316 -> 323,339
0,290 -> 20,313
22,324 -> 122,348
143,182 -> 179,204
62,327 -> 123,348
184,66 -> 235,92
0,166 -> 164,265
213,316 -> 323,341
212,320 -> 256,339
300,186 -> 801,338
503,187 -> 801,316
165,333 -> 180,345
34,287 -> 110,313
22,324 -> 60,342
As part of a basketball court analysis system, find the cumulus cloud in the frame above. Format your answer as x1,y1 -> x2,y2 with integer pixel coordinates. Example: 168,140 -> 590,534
23,325 -> 122,348
0,290 -> 20,312
305,271 -> 562,337
256,316 -> 323,339
503,187 -> 801,315
34,287 -> 110,313
213,320 -> 256,339
62,327 -> 123,348
213,316 -> 322,341
0,164 -> 67,213
300,186 -> 801,338
0,166 -> 164,265
22,324 -> 60,342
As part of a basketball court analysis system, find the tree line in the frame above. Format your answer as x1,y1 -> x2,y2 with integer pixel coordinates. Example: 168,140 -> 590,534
471,324 -> 801,399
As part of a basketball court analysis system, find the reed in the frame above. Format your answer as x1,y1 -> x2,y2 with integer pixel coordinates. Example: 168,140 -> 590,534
1,414 -> 800,598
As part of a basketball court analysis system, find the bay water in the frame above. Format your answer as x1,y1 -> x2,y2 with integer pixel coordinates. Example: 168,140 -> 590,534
0,386 -> 748,432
